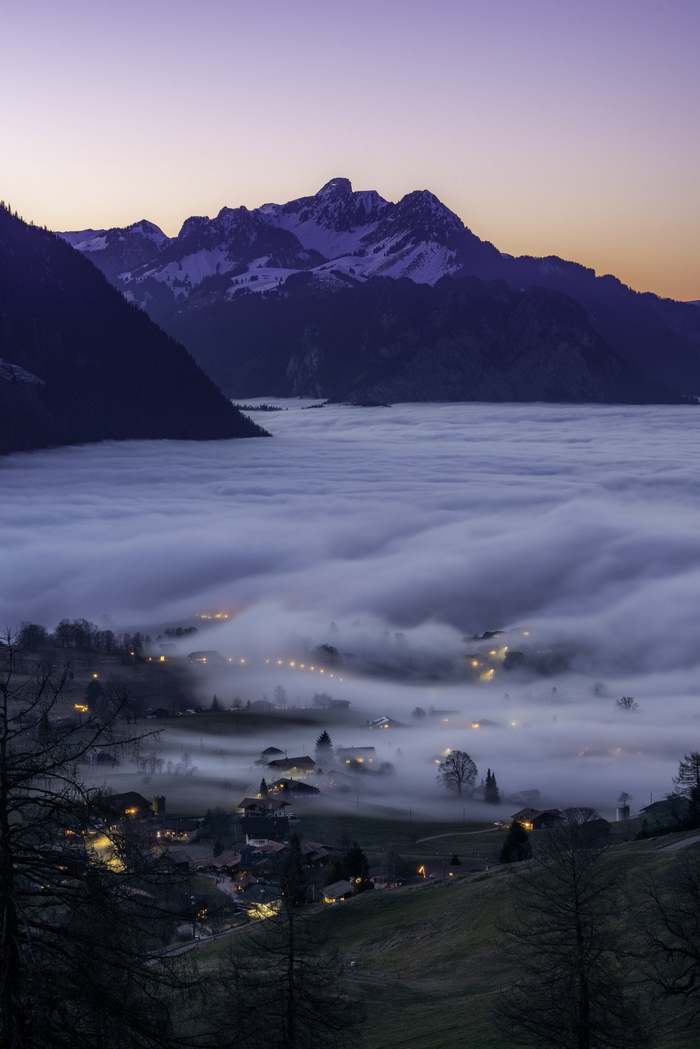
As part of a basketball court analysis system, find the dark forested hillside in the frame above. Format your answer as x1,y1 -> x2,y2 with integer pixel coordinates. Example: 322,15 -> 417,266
170,273 -> 685,404
0,205 -> 265,454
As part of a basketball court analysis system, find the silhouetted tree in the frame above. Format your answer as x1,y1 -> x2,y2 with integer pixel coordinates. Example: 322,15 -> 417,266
500,821 -> 532,864
496,817 -> 650,1048
17,622 -> 48,650
616,696 -> 639,712
484,768 -> 501,804
641,846 -> 700,1030
210,830 -> 362,1048
674,752 -> 700,827
437,750 -> 477,797
315,730 -> 333,762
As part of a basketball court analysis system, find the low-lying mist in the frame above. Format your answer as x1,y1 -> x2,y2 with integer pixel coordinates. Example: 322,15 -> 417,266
4,400 -> 700,816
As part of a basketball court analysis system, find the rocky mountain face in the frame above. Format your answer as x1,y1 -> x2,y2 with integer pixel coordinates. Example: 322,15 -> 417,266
60,178 -> 700,402
0,205 -> 266,454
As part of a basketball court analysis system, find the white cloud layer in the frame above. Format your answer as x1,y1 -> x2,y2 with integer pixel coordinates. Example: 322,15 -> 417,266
4,400 -> 700,812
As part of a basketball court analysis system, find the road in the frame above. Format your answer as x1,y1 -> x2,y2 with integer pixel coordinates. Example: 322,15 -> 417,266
415,826 -> 500,844
155,921 -> 249,958
662,831 -> 700,852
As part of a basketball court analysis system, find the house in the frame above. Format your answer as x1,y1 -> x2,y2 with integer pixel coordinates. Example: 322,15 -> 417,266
168,844 -> 241,875
512,808 -> 563,831
336,746 -> 376,766
300,840 -> 338,866
323,879 -> 355,904
237,883 -> 281,920
155,816 -> 201,844
102,792 -> 151,820
266,755 -> 316,776
241,815 -> 295,842
640,796 -> 690,835
368,716 -> 401,730
258,746 -> 285,765
269,778 -> 320,796
187,650 -> 225,666
236,796 -> 292,817
312,695 -> 350,711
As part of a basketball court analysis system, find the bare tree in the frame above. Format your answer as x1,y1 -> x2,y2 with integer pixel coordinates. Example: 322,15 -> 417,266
209,834 -> 363,1048
496,817 -> 651,1049
673,752 -> 700,825
0,636 -> 199,1049
437,750 -> 477,796
640,847 -> 700,1030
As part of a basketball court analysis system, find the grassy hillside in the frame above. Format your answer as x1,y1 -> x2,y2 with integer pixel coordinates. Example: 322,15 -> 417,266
200,830 -> 700,1049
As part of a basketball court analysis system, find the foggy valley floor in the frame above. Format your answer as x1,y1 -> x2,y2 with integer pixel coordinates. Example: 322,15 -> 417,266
4,400 -> 700,810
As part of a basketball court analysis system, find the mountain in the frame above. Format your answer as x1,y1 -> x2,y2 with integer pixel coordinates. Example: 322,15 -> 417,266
59,179 -> 700,402
0,205 -> 266,454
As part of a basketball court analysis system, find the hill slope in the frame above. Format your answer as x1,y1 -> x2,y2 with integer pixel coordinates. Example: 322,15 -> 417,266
0,205 -> 266,454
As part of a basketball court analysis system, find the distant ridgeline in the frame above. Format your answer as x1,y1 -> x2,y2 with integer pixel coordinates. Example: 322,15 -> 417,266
58,178 -> 700,404
0,204 -> 266,455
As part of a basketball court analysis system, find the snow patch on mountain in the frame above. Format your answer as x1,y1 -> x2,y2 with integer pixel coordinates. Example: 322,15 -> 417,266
128,247 -> 233,294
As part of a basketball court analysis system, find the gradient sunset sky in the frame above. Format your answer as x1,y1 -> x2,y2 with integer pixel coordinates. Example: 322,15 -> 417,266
3,0 -> 698,299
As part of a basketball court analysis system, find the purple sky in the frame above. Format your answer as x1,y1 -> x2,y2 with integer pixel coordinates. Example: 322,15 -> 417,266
3,0 -> 698,298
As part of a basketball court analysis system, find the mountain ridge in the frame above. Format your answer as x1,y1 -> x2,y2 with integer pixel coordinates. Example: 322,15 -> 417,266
58,179 -> 700,403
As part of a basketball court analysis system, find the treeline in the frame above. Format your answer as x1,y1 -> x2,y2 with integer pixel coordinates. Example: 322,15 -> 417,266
15,618 -> 159,660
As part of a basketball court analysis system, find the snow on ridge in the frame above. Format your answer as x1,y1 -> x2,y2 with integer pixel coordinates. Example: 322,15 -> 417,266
124,247 -> 233,291
270,211 -> 379,261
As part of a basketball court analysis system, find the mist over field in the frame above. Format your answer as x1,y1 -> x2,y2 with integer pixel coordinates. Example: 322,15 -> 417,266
4,400 -> 700,813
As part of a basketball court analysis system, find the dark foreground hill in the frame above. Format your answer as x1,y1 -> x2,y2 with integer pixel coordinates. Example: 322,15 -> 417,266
0,205 -> 265,454
173,273 -> 684,404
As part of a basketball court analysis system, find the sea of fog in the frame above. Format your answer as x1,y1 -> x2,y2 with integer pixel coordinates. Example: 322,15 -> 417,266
3,400 -> 700,815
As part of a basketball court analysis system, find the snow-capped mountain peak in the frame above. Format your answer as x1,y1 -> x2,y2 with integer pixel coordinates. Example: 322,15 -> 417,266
58,177 -> 497,303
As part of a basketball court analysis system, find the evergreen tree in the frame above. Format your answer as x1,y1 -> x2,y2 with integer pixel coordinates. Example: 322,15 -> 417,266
315,730 -> 333,762
259,778 -> 269,798
210,694 -> 222,712
343,843 -> 369,884
500,820 -> 533,864
484,768 -> 501,804
85,677 -> 104,707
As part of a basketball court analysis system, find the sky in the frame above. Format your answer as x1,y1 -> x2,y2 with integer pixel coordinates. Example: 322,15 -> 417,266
4,400 -> 700,809
2,0 -> 698,299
